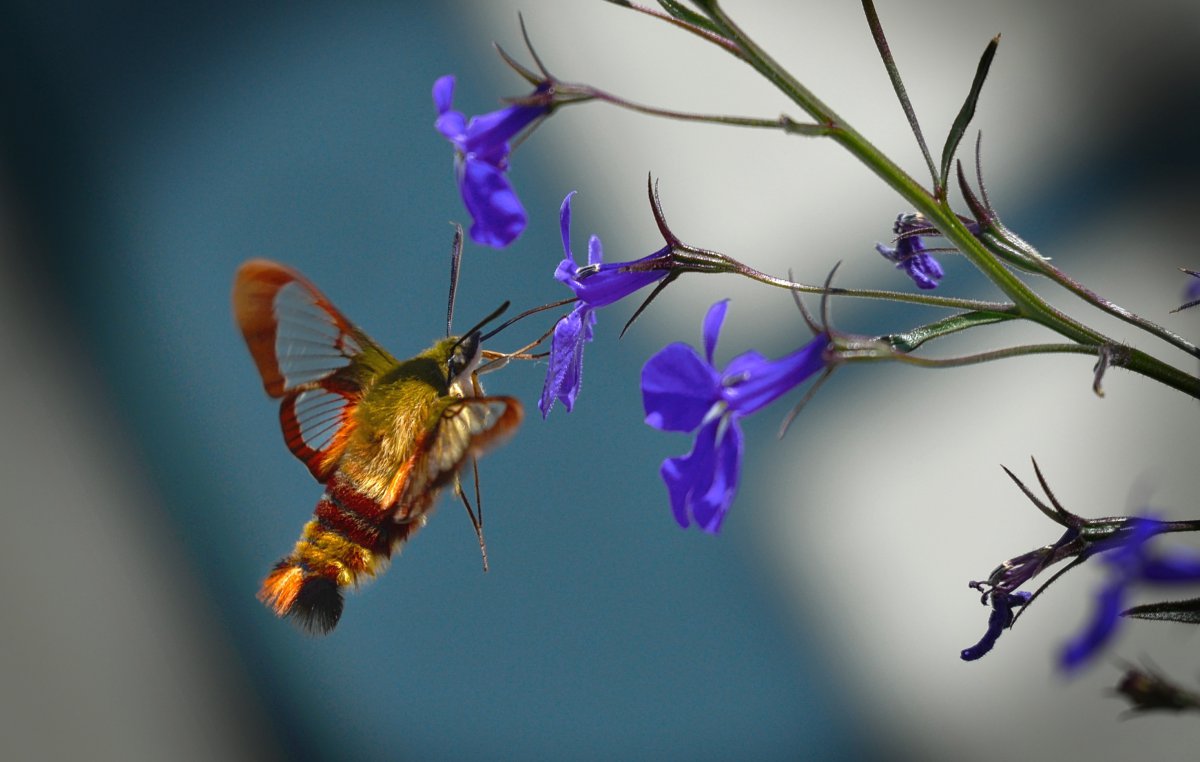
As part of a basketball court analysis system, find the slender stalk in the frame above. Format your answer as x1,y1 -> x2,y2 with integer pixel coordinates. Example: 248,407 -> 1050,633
869,343 -> 1098,369
580,85 -> 827,133
731,262 -> 1017,313
1030,259 -> 1200,359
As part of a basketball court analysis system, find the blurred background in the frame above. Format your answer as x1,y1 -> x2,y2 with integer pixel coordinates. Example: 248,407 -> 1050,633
2,1 -> 1200,759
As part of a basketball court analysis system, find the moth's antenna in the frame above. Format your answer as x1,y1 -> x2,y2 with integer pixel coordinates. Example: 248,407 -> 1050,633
446,223 -> 464,337
449,301 -> 511,356
480,297 -> 576,342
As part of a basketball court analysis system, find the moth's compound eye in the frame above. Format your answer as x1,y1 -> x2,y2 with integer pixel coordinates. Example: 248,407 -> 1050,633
448,332 -> 481,381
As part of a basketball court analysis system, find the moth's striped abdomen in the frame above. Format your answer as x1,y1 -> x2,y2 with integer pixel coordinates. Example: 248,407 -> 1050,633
258,475 -> 424,634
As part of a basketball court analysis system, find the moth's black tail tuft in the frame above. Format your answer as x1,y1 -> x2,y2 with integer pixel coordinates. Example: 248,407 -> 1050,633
259,561 -> 344,635
289,575 -> 344,635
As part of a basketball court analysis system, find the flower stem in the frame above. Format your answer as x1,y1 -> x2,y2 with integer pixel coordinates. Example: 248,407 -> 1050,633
729,260 -> 1017,313
579,85 -> 829,133
1029,259 -> 1200,359
881,343 -> 1098,369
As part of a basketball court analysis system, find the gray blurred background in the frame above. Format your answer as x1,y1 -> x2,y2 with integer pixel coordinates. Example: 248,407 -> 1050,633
2,1 -> 1199,759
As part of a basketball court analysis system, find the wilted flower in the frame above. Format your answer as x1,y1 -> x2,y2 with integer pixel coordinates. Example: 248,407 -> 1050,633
433,75 -> 551,248
641,300 -> 829,532
961,590 -> 1032,662
539,192 -> 671,417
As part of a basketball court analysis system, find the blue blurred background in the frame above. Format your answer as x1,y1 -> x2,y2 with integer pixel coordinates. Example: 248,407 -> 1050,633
3,1 -> 1200,760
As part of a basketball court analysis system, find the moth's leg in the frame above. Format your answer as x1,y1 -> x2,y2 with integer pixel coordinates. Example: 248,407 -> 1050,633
454,457 -> 488,572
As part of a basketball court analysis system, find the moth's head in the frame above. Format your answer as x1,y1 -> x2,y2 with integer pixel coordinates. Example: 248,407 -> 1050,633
441,300 -> 507,394
445,331 -> 482,390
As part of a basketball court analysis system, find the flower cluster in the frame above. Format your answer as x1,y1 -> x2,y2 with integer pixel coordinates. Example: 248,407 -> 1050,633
428,0 -> 1200,717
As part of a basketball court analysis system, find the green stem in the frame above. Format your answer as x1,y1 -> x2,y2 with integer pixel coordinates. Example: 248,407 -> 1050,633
729,261 -> 1016,313
697,1 -> 1200,400
883,343 -> 1097,369
835,340 -> 1101,369
1030,258 -> 1200,359
661,240 -> 1017,312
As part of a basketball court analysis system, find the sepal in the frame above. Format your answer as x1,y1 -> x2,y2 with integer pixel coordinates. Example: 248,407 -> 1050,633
1121,596 -> 1200,624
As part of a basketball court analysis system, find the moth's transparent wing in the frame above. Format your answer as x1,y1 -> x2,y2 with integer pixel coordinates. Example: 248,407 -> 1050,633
233,259 -> 397,481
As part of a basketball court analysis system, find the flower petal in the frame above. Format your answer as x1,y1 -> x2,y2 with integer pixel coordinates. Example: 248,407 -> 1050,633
904,252 -> 944,290
659,418 -> 742,533
435,111 -> 466,144
702,299 -> 729,365
587,234 -> 603,267
1140,552 -> 1200,581
690,420 -> 743,533
570,260 -> 664,308
432,75 -> 455,115
559,191 -> 577,260
539,306 -> 596,417
642,343 -> 721,432
458,157 -> 526,248
462,103 -> 545,165
722,333 -> 829,417
1060,581 -> 1125,672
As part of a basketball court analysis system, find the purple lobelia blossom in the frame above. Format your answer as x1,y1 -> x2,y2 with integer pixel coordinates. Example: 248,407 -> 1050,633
433,75 -> 551,248
1060,517 -> 1200,672
641,300 -> 829,533
875,213 -> 944,289
539,192 -> 671,417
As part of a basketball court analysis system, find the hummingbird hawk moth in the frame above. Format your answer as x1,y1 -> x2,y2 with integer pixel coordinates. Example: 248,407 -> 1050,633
233,258 -> 522,634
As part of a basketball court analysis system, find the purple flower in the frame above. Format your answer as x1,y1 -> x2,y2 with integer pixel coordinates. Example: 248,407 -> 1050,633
1060,518 -> 1200,672
433,75 -> 550,248
539,192 -> 671,417
878,223 -> 940,291
875,213 -> 944,290
1187,277 -> 1200,302
642,300 -> 829,532
961,590 -> 1032,662
1178,269 -> 1200,312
